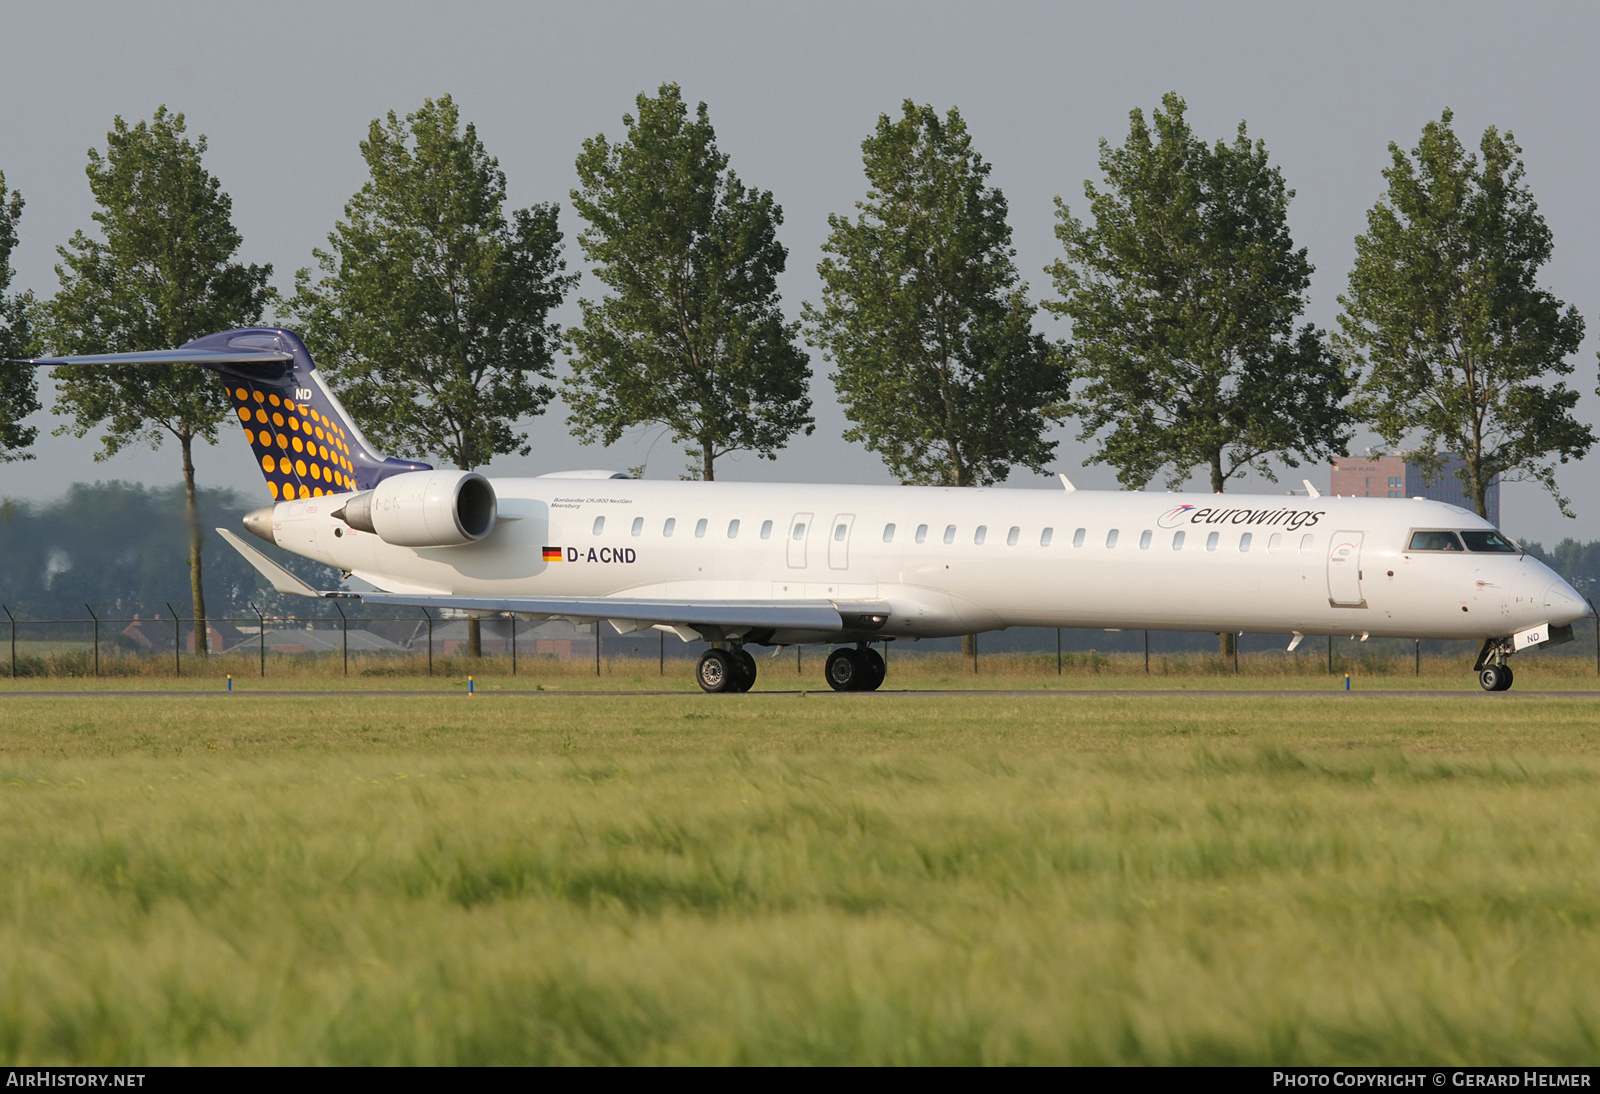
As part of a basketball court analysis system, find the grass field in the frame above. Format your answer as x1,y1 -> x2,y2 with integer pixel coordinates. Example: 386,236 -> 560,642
2,689 -> 1599,1064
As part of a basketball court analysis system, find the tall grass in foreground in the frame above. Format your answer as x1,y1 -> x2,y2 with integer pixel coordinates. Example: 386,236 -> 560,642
0,694 -> 1598,1064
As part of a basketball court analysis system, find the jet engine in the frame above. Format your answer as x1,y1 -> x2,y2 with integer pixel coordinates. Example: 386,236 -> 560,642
334,470 -> 497,548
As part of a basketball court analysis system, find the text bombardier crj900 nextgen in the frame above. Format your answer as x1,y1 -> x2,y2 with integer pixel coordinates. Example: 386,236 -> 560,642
21,328 -> 1590,692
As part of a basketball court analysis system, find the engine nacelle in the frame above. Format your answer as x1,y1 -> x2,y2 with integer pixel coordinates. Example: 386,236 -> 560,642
335,470 -> 497,547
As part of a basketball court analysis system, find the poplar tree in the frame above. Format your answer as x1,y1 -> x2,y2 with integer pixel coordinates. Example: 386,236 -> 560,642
1048,92 -> 1349,496
565,84 -> 812,481
806,101 -> 1063,488
45,109 -> 274,654
1337,110 -> 1590,519
291,94 -> 573,657
0,170 -> 40,459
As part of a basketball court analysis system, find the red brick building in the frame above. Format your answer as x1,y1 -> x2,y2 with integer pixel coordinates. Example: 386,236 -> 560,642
1330,451 -> 1499,526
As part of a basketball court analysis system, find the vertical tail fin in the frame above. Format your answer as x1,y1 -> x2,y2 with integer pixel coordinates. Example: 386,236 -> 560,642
181,328 -> 430,499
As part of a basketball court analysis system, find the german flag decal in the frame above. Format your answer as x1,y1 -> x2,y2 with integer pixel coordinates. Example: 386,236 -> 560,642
542,547 -> 562,562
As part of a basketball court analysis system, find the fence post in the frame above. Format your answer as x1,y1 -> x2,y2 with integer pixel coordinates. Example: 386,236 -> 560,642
1144,630 -> 1150,675
1588,599 -> 1599,678
332,599 -> 348,677
1233,633 -> 1239,675
510,614 -> 517,676
4,605 -> 14,679
251,603 -> 266,677
423,609 -> 433,676
1327,634 -> 1333,675
972,633 -> 978,675
84,604 -> 99,677
165,602 -> 181,677
1056,627 -> 1062,676
594,622 -> 601,677
661,629 -> 666,676
1414,638 -> 1421,677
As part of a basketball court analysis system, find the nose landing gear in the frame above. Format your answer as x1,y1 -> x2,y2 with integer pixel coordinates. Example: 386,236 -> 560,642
1473,638 -> 1515,692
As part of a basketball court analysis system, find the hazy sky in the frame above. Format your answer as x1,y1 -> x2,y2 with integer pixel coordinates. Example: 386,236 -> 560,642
3,1 -> 1597,543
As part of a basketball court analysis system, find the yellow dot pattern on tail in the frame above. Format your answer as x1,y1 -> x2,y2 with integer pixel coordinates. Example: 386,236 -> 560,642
223,382 -> 357,500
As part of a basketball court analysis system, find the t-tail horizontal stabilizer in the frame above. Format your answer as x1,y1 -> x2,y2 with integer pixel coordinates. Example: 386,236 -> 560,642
19,327 -> 431,499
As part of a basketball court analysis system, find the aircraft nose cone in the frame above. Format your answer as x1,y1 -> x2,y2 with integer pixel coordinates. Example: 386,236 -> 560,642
1544,581 -> 1584,614
242,506 -> 277,546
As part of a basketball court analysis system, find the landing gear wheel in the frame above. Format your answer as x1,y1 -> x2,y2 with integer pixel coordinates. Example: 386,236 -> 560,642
860,648 -> 886,692
732,648 -> 758,693
1479,664 -> 1514,692
696,649 -> 737,694
825,647 -> 864,691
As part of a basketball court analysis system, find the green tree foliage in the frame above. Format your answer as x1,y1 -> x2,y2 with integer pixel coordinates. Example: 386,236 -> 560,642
0,170 -> 41,459
566,84 -> 811,481
806,102 -> 1063,488
1337,110 -> 1590,519
1049,92 -> 1349,495
43,108 -> 275,654
292,95 -> 572,473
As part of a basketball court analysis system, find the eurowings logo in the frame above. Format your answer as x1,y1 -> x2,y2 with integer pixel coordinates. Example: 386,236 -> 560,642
1157,505 -> 1197,529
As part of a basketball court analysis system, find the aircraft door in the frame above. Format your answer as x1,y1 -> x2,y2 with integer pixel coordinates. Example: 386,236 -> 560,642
828,513 -> 855,570
787,513 -> 812,569
1327,531 -> 1366,607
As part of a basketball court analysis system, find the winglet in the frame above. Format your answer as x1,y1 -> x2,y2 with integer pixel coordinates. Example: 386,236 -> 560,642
1058,473 -> 1077,493
1302,479 -> 1322,499
217,528 -> 324,598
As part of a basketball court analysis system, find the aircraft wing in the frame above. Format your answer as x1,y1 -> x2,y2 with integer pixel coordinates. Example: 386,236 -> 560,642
218,526 -> 873,637
348,591 -> 852,634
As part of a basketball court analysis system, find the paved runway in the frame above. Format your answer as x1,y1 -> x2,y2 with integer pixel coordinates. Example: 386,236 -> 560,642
2,688 -> 1596,699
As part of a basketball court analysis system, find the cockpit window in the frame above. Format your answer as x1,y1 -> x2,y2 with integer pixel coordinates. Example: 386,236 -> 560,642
1408,530 -> 1464,552
1460,530 -> 1519,553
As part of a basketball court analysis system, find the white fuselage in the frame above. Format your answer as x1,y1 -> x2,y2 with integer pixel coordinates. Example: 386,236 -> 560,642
267,479 -> 1587,643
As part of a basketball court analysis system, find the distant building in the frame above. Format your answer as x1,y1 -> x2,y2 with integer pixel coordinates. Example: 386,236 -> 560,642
1329,451 -> 1499,526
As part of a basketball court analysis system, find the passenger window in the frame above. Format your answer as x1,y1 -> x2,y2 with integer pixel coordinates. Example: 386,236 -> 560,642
1299,534 -> 1313,554
943,525 -> 956,545
592,516 -> 605,535
1461,530 -> 1518,553
1267,533 -> 1281,553
834,523 -> 848,542
1072,528 -> 1086,548
1172,531 -> 1185,550
1206,532 -> 1219,551
1105,529 -> 1119,548
1006,526 -> 1020,546
792,522 -> 806,540
1239,532 -> 1252,553
631,516 -> 643,536
1139,530 -> 1152,550
915,524 -> 928,544
1040,527 -> 1053,547
1408,530 -> 1464,552
760,520 -> 773,540
695,518 -> 708,538
727,519 -> 740,538
974,525 -> 987,545
883,523 -> 896,543
663,518 -> 676,537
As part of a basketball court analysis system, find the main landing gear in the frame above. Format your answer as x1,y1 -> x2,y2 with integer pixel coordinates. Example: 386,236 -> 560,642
695,646 -> 759,694
1474,638 -> 1515,692
824,645 -> 886,692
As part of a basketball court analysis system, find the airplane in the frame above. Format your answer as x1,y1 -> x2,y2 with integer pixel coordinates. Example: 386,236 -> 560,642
20,327 -> 1591,693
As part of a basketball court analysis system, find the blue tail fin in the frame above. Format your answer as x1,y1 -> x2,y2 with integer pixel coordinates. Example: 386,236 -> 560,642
181,328 -> 430,500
